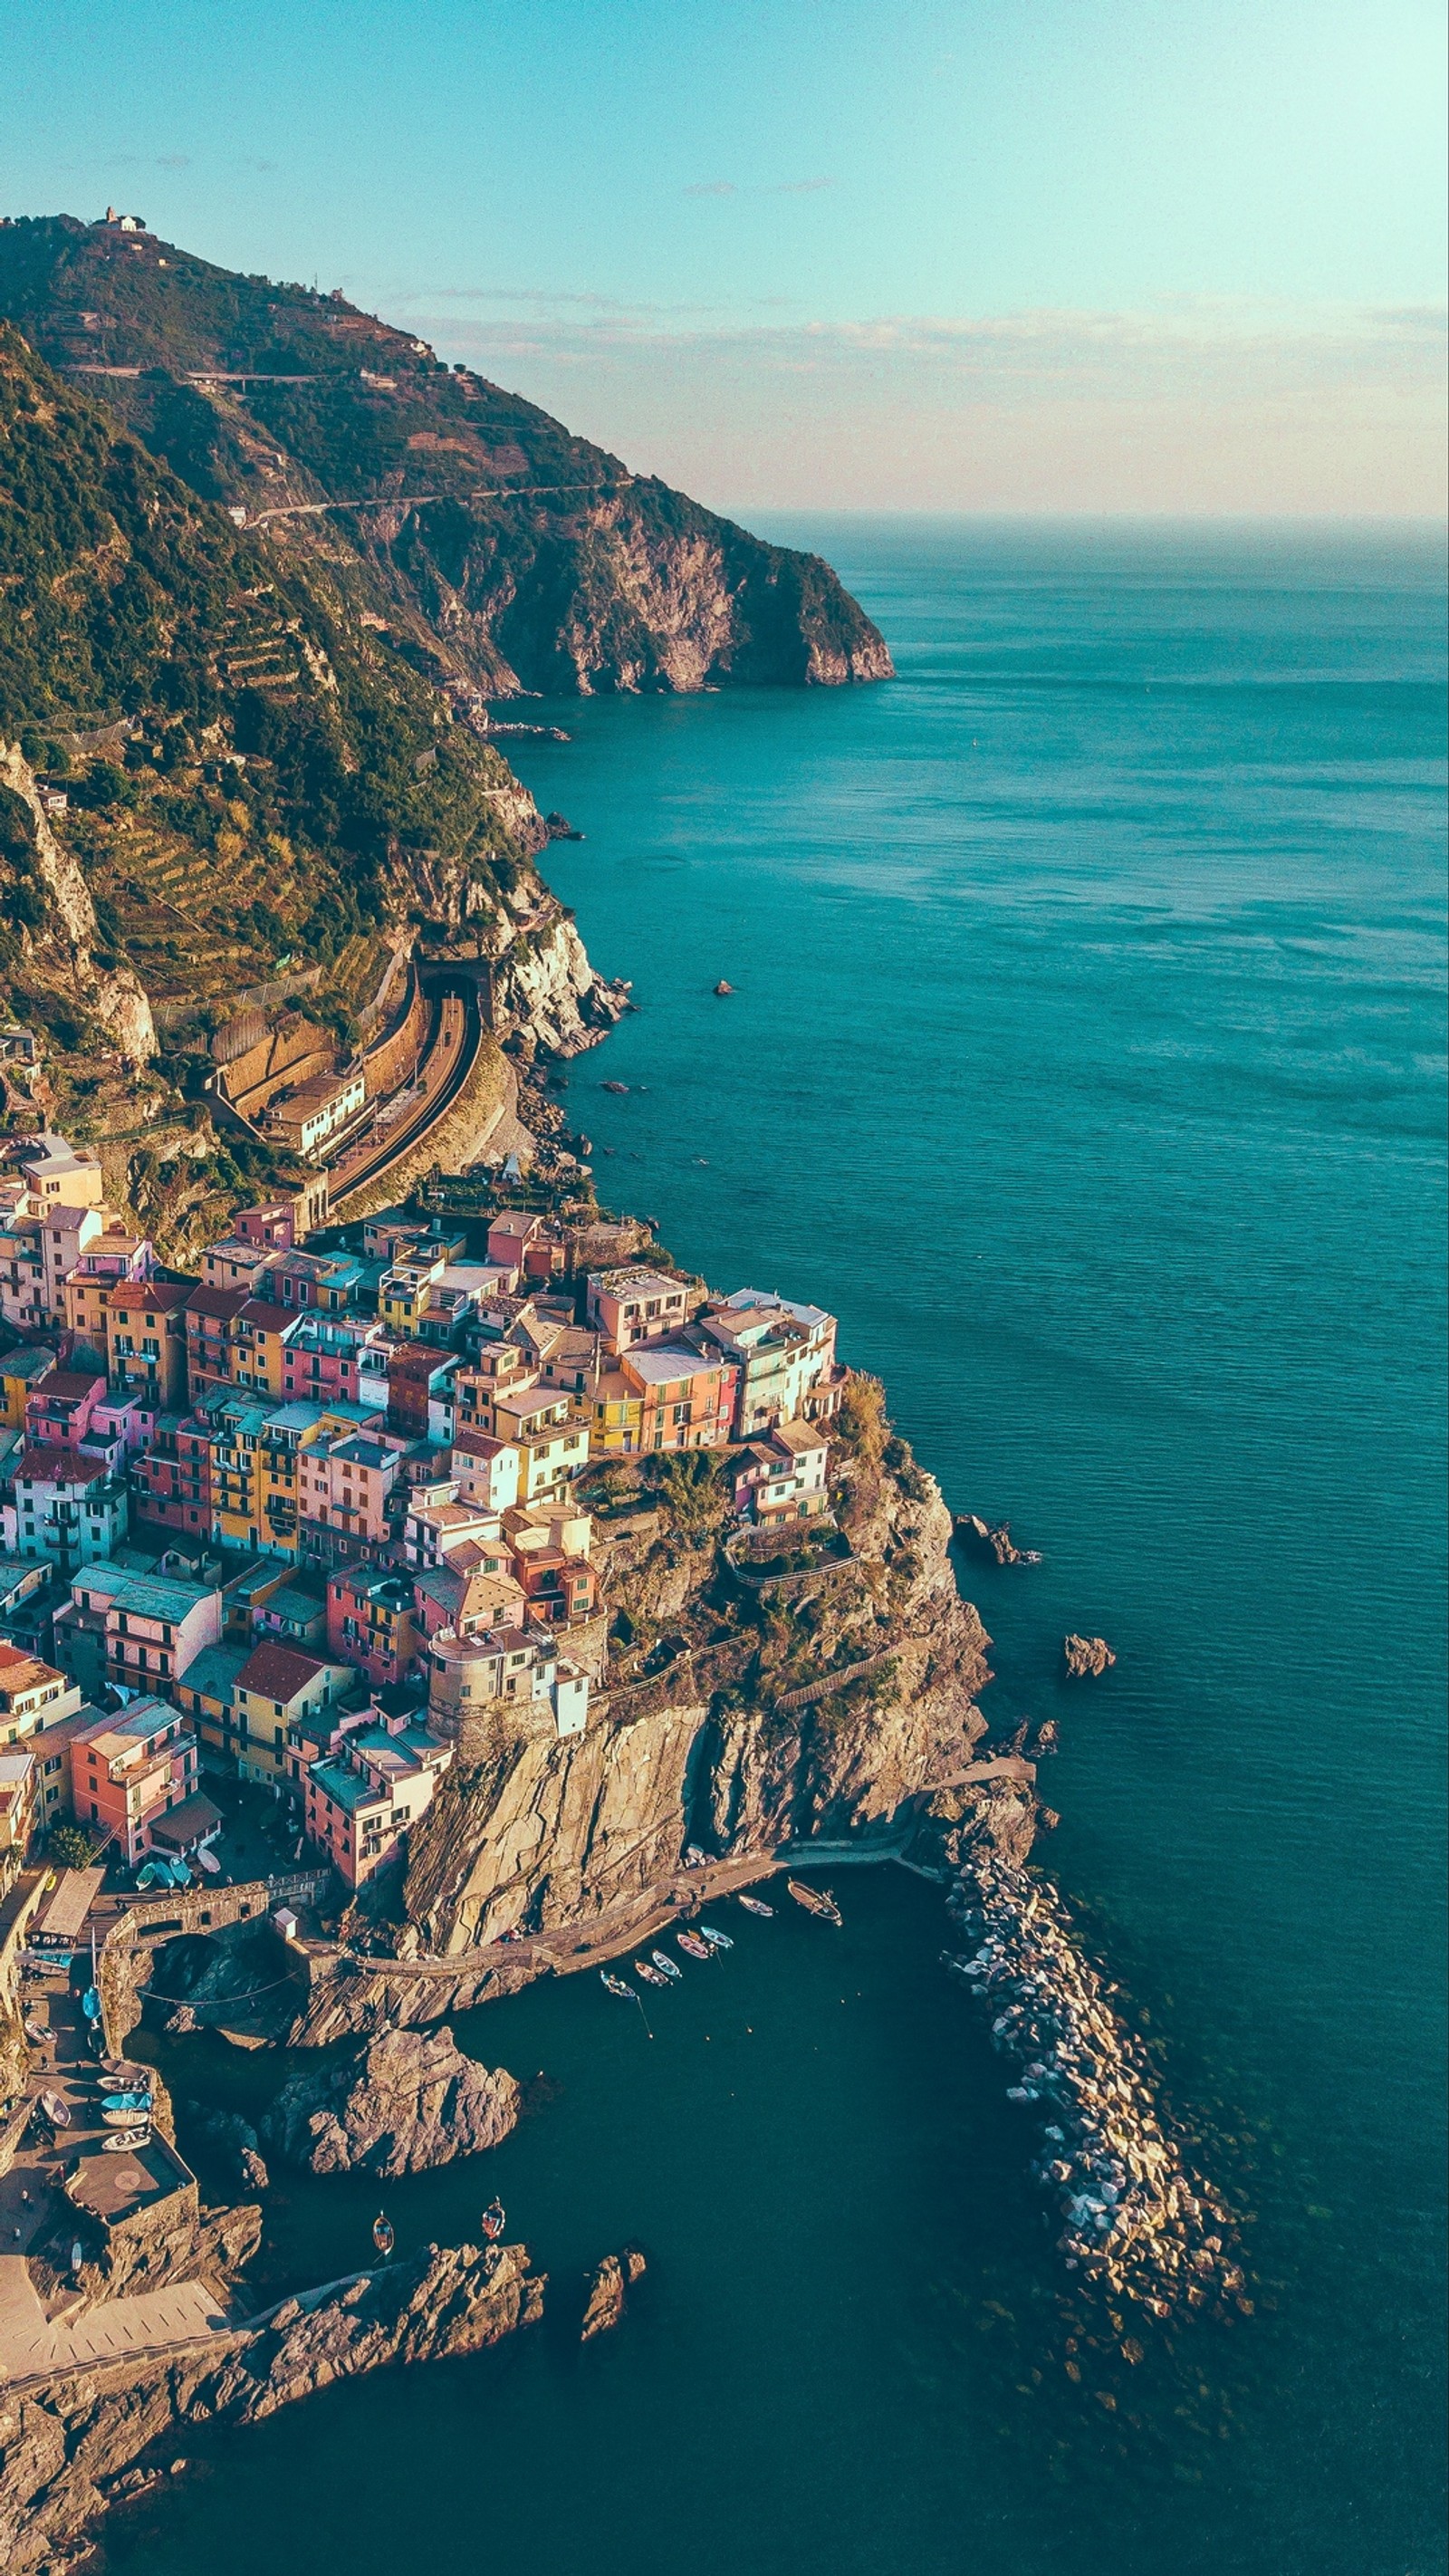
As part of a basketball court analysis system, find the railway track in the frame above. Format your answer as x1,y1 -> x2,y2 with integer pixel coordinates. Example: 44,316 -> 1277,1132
328,985 -> 478,1206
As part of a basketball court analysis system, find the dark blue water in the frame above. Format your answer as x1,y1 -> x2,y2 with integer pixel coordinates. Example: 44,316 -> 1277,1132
110,523 -> 1447,2576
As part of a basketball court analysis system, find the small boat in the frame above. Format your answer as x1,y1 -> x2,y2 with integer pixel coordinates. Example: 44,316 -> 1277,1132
81,1987 -> 101,2023
650,1950 -> 682,1981
787,1879 -> 842,1927
600,1971 -> 636,1999
102,2103 -> 152,2127
372,2213 -> 395,2257
38,2089 -> 70,2128
481,2199 -> 506,2242
197,1845 -> 223,1875
696,1926 -> 733,1951
737,1894 -> 774,1918
633,1959 -> 668,1987
24,2017 -> 45,2043
103,2128 -> 149,2153
70,2241 -> 84,2273
713,980 -> 734,995
677,1931 -> 712,1962
101,2090 -> 153,2114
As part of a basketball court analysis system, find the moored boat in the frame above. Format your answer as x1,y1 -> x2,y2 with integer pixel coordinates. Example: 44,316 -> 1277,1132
787,1879 -> 843,1926
696,1926 -> 733,1950
737,1894 -> 773,1918
677,1930 -> 712,1962
372,2213 -> 395,2257
600,1970 -> 636,1998
481,2198 -> 506,2242
650,1949 -> 682,1980
634,1959 -> 668,1987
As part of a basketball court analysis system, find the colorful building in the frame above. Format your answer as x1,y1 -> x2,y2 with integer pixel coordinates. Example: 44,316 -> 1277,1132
619,1342 -> 739,1452
66,1696 -> 199,1866
327,1569 -> 418,1691
230,1638 -> 357,1789
104,1279 -> 190,1410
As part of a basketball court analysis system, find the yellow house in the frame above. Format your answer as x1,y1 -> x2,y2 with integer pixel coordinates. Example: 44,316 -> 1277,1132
585,1369 -> 644,1456
379,1255 -> 445,1335
62,1271 -> 110,1353
207,1400 -> 270,1551
256,1405 -> 328,1559
228,1298 -> 291,1400
1,1345 -> 56,1432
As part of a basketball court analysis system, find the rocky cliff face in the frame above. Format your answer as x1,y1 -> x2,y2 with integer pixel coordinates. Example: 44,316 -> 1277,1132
403,1428 -> 995,1957
0,742 -> 157,1062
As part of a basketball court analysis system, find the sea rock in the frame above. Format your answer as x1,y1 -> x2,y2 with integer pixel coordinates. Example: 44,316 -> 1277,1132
956,1514 -> 1041,1566
581,2246 -> 647,2341
1063,1634 -> 1116,1679
261,2024 -> 520,2177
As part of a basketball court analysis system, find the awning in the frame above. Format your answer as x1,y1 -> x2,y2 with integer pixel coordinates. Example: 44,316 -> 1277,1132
149,1792 -> 224,1851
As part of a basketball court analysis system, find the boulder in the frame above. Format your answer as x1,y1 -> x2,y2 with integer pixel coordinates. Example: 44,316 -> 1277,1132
261,2024 -> 520,2177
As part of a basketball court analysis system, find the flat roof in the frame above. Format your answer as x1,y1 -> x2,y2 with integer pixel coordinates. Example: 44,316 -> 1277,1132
35,1864 -> 106,1940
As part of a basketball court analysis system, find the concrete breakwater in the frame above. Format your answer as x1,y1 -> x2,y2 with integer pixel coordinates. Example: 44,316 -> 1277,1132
944,1853 -> 1248,2320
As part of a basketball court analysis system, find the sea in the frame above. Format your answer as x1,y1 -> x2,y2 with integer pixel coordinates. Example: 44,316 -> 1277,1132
107,522 -> 1447,2576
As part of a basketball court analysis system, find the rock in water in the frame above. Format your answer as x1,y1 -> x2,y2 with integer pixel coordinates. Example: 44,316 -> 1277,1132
262,2026 -> 520,2177
581,2245 -> 647,2341
1063,1634 -> 1117,1679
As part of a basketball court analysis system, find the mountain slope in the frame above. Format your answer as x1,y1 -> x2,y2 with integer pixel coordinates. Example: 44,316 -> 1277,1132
0,321 -> 611,1245
0,213 -> 893,697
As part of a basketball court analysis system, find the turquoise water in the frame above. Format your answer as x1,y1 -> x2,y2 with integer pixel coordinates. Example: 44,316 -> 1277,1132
108,524 -> 1446,2576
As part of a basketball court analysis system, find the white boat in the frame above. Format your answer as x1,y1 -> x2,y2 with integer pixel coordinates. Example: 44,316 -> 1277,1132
103,2128 -> 150,2152
37,2089 -> 70,2128
736,1894 -> 773,1918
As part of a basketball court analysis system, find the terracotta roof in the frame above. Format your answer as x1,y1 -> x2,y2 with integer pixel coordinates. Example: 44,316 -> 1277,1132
13,1445 -> 110,1486
235,1639 -> 326,1704
186,1285 -> 251,1322
107,1280 -> 191,1312
236,1299 -> 292,1331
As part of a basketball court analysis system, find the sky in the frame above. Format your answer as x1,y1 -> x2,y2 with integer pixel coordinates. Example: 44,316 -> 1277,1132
4,0 -> 1445,514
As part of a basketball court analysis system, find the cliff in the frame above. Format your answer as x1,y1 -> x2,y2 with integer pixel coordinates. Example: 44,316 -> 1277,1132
0,213 -> 893,701
401,1397 -> 997,1958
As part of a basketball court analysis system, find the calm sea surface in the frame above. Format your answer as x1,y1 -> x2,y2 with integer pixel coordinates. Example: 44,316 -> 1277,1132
110,523 -> 1447,2576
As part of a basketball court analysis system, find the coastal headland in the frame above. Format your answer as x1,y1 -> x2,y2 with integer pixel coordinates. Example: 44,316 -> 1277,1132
0,214 -> 1244,2568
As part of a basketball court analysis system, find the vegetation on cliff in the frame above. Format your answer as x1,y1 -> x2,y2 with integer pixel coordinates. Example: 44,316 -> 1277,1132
0,213 -> 894,698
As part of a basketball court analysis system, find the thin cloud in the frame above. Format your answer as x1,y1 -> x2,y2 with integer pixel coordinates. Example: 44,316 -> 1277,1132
684,181 -> 736,198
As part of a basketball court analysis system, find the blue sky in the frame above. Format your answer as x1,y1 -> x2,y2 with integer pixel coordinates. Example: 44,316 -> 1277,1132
5,0 -> 1445,511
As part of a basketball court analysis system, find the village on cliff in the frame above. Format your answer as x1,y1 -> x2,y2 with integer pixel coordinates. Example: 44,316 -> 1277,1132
0,1125 -> 845,1898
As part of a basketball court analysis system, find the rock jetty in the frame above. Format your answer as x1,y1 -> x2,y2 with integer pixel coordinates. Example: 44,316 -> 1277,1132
261,2025 -> 521,2177
942,1853 -> 1246,2319
1062,1633 -> 1116,1677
